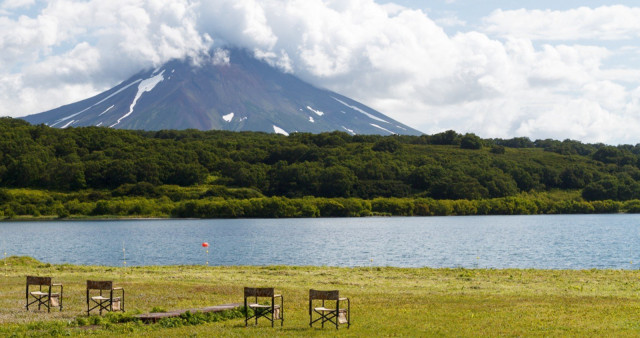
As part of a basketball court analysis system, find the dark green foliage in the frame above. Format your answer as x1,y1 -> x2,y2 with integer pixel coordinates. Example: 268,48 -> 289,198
3,117 -> 640,216
592,146 -> 636,165
0,188 -> 11,203
355,180 -> 411,199
428,130 -> 460,145
582,175 -> 640,201
318,166 -> 357,197
560,166 -> 593,189
104,160 -> 137,188
460,133 -> 482,150
202,186 -> 263,199
495,137 -> 534,148
582,177 -> 619,201
490,145 -> 506,154
372,137 -> 401,152
113,182 -> 160,197
165,163 -> 207,186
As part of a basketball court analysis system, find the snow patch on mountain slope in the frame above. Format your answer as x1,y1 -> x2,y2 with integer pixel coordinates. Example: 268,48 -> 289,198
223,112 -> 234,122
49,112 -> 81,127
306,106 -> 324,116
111,70 -> 165,127
95,79 -> 142,105
342,126 -> 356,135
99,105 -> 115,116
370,123 -> 396,135
333,97 -> 389,123
273,125 -> 289,136
61,120 -> 75,128
50,80 -> 142,127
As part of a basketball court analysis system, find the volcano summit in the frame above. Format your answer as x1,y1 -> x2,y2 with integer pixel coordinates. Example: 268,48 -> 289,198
23,49 -> 421,136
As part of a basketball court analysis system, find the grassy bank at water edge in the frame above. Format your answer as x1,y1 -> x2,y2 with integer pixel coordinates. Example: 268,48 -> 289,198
1,256 -> 640,336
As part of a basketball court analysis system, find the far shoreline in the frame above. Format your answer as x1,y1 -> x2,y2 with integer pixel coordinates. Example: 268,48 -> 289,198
0,212 -> 634,222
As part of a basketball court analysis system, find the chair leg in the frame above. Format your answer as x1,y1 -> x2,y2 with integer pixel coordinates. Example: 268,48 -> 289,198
244,299 -> 248,327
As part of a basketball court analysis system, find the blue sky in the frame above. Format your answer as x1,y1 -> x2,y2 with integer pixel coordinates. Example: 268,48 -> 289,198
2,0 -> 640,144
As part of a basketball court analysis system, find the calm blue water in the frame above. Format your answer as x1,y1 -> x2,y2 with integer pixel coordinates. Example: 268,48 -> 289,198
1,215 -> 639,269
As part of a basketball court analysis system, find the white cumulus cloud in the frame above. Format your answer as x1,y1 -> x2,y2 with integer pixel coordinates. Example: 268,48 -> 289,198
0,0 -> 212,119
483,5 -> 640,40
1,0 -> 35,10
2,0 -> 640,144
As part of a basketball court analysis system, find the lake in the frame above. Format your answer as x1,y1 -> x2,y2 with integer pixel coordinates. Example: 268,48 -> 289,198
1,215 -> 639,269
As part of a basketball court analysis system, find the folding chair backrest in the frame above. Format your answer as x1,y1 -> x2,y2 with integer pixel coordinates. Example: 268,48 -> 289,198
244,287 -> 274,298
27,276 -> 52,287
87,280 -> 112,290
309,289 -> 339,301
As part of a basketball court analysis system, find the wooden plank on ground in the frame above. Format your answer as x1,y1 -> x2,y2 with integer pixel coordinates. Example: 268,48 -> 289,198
135,303 -> 242,323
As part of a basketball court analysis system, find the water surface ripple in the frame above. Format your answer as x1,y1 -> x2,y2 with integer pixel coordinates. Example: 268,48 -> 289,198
1,215 -> 639,269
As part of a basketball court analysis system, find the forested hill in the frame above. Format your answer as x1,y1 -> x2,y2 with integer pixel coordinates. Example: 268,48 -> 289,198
2,117 -> 640,218
1,117 -> 640,200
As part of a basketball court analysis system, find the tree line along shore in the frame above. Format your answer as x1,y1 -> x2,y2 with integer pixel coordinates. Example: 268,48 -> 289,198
2,117 -> 640,218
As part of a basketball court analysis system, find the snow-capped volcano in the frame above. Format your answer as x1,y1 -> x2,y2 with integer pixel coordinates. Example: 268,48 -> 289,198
23,49 -> 422,136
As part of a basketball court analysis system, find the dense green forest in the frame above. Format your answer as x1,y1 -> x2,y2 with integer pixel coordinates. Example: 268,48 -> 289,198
2,117 -> 640,218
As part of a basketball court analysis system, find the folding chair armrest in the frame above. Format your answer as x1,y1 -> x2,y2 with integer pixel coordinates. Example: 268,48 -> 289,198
114,287 -> 125,300
275,294 -> 284,310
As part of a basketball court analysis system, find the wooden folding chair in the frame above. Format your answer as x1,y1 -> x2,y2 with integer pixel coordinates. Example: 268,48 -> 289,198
244,287 -> 283,327
86,280 -> 125,315
26,276 -> 63,312
309,289 -> 350,329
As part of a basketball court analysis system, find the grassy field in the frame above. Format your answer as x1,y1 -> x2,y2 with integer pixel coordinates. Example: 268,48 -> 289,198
1,256 -> 640,336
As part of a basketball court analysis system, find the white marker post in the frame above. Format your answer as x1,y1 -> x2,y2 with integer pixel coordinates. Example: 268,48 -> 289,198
202,242 -> 210,266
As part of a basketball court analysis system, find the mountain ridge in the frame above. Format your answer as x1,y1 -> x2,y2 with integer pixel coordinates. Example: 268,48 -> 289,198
22,49 -> 422,136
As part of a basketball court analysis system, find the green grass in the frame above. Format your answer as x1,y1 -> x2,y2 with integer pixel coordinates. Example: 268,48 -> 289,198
2,256 -> 640,336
